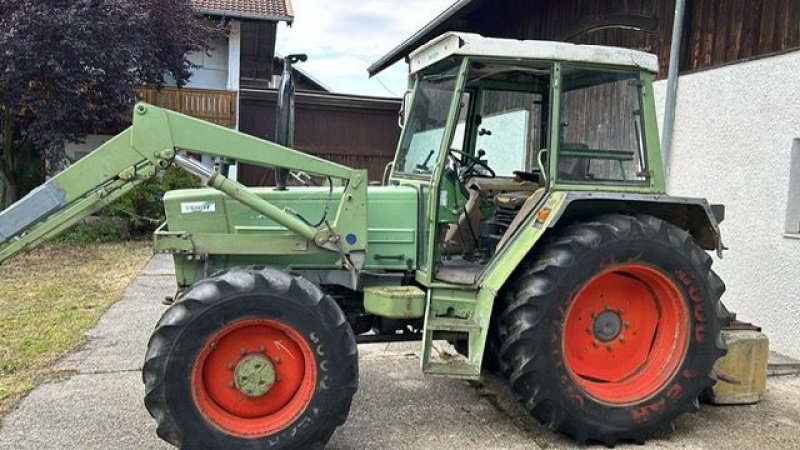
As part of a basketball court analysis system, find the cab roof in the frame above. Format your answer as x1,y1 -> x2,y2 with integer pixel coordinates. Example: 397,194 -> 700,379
409,33 -> 659,75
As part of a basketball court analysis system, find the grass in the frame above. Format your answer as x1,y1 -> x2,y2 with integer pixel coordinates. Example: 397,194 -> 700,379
0,241 -> 152,415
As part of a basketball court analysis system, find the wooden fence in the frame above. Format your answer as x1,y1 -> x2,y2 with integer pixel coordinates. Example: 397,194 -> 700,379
134,86 -> 237,128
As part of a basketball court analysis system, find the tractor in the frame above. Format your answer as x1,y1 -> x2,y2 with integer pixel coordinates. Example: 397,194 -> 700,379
0,32 -> 729,448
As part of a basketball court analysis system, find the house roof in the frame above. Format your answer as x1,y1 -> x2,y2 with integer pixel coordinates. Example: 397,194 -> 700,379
191,0 -> 294,23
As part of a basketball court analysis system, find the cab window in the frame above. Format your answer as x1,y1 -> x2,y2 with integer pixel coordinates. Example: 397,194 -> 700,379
394,66 -> 459,177
476,90 -> 543,177
558,67 -> 648,183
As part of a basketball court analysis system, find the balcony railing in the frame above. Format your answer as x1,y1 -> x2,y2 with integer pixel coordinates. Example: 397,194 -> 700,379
134,86 -> 237,128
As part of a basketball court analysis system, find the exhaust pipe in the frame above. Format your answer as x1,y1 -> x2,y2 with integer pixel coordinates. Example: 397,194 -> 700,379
274,54 -> 308,191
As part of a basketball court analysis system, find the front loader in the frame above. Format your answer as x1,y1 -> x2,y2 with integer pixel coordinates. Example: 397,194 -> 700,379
0,32 -> 729,448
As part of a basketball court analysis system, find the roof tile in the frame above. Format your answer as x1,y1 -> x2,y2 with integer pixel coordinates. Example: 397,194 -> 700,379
191,0 -> 293,22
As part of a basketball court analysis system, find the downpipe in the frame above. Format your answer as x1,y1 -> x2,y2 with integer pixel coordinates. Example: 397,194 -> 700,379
661,0 -> 687,184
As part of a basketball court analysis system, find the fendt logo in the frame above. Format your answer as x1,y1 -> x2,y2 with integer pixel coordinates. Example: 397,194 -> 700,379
180,202 -> 217,214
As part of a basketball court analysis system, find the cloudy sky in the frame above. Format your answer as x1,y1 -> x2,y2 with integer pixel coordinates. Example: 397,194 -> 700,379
275,0 -> 454,97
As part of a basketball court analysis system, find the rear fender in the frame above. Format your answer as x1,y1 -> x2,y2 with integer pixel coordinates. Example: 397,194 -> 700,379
549,193 -> 725,254
481,191 -> 724,298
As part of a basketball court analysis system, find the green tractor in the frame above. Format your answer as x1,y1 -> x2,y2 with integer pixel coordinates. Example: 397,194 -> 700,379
0,32 -> 729,448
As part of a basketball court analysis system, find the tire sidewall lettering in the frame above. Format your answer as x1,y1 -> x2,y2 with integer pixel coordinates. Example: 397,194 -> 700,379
543,239 -> 717,427
163,291 -> 353,449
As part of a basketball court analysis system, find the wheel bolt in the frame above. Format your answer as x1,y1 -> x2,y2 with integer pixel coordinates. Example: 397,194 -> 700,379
604,304 -> 610,310
228,362 -> 235,370
240,348 -> 247,355
273,355 -> 282,363
229,380 -> 235,388
586,327 -> 593,334
275,375 -> 282,382
606,343 -> 613,351
619,335 -> 626,342
593,340 -> 600,348
624,321 -> 630,328
260,345 -> 266,352
210,342 -> 217,350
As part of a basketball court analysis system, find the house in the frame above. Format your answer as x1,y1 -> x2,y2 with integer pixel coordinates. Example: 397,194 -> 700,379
68,0 -> 401,183
369,0 -> 800,359
66,0 -> 300,167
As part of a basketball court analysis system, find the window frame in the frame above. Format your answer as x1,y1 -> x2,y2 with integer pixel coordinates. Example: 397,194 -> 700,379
552,63 -> 653,188
391,61 -> 463,181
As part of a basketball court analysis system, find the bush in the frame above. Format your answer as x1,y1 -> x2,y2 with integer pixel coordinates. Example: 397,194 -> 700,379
100,166 -> 199,236
55,217 -> 130,244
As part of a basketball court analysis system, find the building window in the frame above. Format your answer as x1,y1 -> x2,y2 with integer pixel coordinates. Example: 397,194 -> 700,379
786,139 -> 800,237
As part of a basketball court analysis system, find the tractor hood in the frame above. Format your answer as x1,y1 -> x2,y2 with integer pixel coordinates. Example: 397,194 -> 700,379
162,185 -> 419,272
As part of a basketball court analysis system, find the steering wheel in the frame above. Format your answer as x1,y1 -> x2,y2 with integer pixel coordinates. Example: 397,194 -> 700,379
448,149 -> 496,180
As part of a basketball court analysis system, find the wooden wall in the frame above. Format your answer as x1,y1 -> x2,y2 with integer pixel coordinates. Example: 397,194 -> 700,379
237,90 -> 402,185
432,0 -> 800,78
682,0 -> 800,71
240,21 -> 278,89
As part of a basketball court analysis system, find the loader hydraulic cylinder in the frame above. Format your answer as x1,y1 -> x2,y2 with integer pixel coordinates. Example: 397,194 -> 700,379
173,154 -> 318,241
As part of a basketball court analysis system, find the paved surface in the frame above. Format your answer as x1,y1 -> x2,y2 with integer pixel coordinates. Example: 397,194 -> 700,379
1,255 -> 799,449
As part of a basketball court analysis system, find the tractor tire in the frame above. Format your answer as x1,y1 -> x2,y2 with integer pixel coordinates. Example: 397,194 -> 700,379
498,214 -> 727,446
143,267 -> 358,450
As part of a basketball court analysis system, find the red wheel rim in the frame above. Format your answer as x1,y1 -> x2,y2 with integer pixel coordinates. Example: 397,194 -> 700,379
563,264 -> 690,405
191,319 -> 317,437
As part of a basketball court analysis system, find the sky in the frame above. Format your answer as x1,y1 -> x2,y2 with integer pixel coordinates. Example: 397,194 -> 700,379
275,0 -> 455,97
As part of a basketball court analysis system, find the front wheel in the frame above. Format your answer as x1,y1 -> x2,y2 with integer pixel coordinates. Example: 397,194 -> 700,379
143,267 -> 358,449
499,214 -> 727,446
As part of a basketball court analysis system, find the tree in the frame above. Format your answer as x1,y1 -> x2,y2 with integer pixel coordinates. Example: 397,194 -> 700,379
0,0 -> 223,208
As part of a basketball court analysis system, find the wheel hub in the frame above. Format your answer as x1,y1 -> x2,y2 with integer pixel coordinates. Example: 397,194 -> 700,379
234,353 -> 276,398
563,264 -> 690,404
593,310 -> 622,342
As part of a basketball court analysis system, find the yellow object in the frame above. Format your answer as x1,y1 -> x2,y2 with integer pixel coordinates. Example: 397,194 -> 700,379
707,329 -> 769,405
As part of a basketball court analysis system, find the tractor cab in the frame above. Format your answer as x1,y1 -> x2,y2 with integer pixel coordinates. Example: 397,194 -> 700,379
390,33 -> 664,287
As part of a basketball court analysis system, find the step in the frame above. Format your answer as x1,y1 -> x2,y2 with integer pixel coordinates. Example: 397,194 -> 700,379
422,315 -> 483,378
425,316 -> 481,333
424,361 -> 481,379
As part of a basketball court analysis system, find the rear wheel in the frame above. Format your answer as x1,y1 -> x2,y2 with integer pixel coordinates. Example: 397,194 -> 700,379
499,214 -> 727,445
143,267 -> 358,449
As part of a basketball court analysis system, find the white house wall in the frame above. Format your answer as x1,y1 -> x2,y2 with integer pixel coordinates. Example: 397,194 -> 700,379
186,36 -> 230,90
653,49 -> 800,358
64,134 -> 114,162
227,21 -> 241,93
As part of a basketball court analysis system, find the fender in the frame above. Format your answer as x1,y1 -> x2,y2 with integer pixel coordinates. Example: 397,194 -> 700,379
482,191 -> 724,295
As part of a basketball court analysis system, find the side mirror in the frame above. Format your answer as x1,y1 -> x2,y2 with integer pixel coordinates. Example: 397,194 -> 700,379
399,90 -> 413,129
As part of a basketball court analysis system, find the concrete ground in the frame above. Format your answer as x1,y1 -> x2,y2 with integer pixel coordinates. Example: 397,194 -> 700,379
1,255 -> 799,450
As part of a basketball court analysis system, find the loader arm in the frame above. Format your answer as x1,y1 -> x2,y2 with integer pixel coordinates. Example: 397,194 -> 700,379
0,103 -> 368,265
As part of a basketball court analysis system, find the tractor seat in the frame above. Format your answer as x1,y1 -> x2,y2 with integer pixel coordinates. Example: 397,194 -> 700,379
495,191 -> 533,210
496,188 -> 547,249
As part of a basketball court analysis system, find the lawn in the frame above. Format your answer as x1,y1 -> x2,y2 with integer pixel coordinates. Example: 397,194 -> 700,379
0,241 -> 152,414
